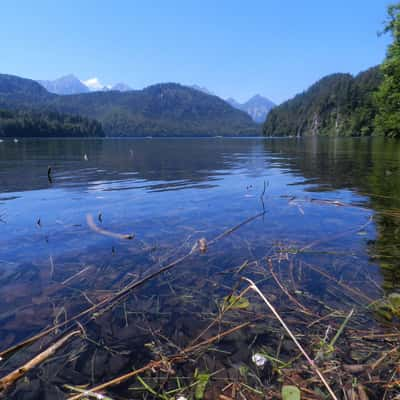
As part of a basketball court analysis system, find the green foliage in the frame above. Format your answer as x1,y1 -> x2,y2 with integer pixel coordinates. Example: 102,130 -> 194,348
194,372 -> 210,399
372,293 -> 400,321
222,294 -> 250,309
0,75 -> 258,137
375,3 -> 400,138
0,109 -> 104,138
282,385 -> 301,400
263,67 -> 382,137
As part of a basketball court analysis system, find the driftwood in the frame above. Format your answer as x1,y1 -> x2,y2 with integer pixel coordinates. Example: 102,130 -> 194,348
0,330 -> 81,392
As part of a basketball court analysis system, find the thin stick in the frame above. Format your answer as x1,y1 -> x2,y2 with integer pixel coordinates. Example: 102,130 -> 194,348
267,258 -> 314,316
61,266 -> 92,285
329,308 -> 354,347
299,216 -> 372,253
0,330 -> 81,391
260,180 -> 266,212
209,211 -> 265,245
242,277 -> 338,400
370,346 -> 400,372
302,262 -> 373,303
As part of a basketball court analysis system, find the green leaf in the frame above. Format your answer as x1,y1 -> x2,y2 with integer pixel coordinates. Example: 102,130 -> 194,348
194,373 -> 210,400
282,385 -> 301,400
223,295 -> 250,309
388,293 -> 400,310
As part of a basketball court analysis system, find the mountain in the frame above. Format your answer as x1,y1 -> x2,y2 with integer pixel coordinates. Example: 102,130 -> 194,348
82,78 -> 132,92
0,74 -> 258,137
263,66 -> 382,137
38,75 -> 132,94
190,85 -> 215,96
38,74 -> 90,95
227,95 -> 275,123
0,75 -> 103,137
112,83 -> 132,92
226,97 -> 241,108
82,77 -> 111,92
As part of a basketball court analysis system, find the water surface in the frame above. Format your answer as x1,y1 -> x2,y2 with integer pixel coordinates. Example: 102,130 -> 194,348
0,137 -> 399,398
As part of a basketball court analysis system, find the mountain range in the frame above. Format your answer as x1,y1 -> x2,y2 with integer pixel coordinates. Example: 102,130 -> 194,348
38,74 -> 132,95
37,76 -> 274,123
0,74 -> 258,137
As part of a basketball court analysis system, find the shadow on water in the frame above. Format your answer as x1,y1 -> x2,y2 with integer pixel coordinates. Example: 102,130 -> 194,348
0,137 -> 399,399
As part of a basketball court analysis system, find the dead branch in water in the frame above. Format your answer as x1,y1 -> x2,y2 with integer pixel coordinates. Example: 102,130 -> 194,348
299,215 -> 373,253
0,330 -> 81,392
209,210 -> 266,245
302,261 -> 374,304
267,257 -> 315,316
86,214 -> 134,240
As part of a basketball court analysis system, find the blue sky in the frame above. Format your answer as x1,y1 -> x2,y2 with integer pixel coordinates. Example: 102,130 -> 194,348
1,0 -> 391,103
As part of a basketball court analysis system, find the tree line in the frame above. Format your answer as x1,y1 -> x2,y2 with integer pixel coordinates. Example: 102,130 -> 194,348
0,109 -> 104,138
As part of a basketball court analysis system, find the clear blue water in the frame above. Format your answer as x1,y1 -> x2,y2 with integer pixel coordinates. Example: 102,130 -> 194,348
0,137 -> 399,398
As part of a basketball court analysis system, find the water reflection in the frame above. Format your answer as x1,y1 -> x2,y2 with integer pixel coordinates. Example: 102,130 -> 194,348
261,137 -> 400,293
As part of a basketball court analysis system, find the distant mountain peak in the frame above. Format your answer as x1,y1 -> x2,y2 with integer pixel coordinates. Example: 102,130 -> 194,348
248,94 -> 264,101
112,82 -> 132,92
38,74 -> 89,95
37,75 -> 132,94
190,85 -> 215,96
82,77 -> 111,91
61,73 -> 79,80
226,95 -> 275,123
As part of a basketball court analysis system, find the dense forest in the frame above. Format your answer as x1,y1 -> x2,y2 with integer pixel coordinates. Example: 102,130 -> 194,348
264,4 -> 400,138
0,75 -> 257,137
0,109 -> 104,138
263,67 -> 382,137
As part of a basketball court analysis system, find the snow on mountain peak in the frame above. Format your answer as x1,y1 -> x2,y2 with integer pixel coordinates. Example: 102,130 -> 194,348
82,77 -> 110,91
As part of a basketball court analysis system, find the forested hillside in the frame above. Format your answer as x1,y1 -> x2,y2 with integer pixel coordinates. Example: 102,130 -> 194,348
264,4 -> 400,138
0,109 -> 104,138
263,67 -> 382,137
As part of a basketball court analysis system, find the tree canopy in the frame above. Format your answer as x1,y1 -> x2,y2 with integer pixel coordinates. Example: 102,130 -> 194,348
375,3 -> 400,137
0,109 -> 104,138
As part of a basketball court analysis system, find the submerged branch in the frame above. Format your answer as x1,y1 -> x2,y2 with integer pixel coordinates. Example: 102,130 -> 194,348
0,330 -> 81,392
86,214 -> 134,240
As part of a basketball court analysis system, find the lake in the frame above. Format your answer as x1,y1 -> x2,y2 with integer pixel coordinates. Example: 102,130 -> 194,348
0,137 -> 399,399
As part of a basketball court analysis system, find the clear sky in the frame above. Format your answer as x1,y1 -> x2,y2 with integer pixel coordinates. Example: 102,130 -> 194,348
0,0 -> 392,104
